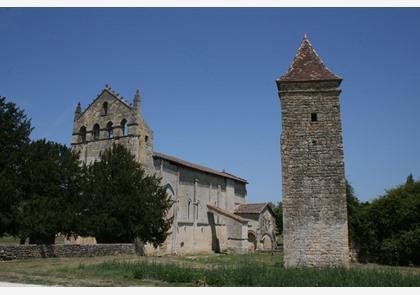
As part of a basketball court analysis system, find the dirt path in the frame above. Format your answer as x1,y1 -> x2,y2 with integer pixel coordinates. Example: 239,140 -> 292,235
0,281 -> 43,287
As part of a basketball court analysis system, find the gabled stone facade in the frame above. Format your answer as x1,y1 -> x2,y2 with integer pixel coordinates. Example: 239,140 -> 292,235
234,203 -> 277,251
70,85 -> 276,255
276,34 -> 350,267
72,85 -> 154,172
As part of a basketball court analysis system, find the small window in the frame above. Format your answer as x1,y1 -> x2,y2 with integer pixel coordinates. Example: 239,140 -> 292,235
121,119 -> 127,136
145,135 -> 149,143
93,124 -> 100,140
311,113 -> 318,122
102,102 -> 108,116
79,126 -> 87,143
188,200 -> 191,220
106,121 -> 113,139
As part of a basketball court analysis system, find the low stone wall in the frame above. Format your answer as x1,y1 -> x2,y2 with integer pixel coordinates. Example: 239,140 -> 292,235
0,244 -> 136,260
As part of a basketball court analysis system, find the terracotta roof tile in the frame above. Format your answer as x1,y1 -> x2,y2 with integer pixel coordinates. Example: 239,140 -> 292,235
153,152 -> 247,183
277,34 -> 341,83
207,204 -> 248,224
234,203 -> 268,214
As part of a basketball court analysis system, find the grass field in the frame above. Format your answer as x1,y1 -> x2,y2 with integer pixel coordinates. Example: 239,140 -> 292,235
1,253 -> 420,286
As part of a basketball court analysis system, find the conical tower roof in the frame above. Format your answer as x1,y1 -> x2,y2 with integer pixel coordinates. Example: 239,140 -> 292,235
277,34 -> 341,83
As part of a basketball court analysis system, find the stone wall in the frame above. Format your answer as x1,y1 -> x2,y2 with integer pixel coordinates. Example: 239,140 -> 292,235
71,87 -> 154,171
278,81 -> 349,267
0,244 -> 135,260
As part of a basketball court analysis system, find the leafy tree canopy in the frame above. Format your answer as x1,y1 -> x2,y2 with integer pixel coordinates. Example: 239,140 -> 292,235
0,96 -> 32,236
268,202 -> 283,235
347,175 -> 420,266
80,143 -> 172,246
18,139 -> 82,244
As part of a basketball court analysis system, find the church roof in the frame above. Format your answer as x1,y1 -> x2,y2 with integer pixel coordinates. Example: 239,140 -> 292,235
277,34 -> 341,83
153,152 -> 248,184
207,204 -> 248,224
234,203 -> 270,214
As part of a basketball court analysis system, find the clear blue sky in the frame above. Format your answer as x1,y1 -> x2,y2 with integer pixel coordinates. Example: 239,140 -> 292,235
1,8 -> 419,203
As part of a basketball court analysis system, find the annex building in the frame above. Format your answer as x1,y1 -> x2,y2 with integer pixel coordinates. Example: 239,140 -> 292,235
71,85 -> 276,255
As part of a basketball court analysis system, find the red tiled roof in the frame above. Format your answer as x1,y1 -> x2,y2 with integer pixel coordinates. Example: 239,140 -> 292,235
234,203 -> 269,214
277,33 -> 341,83
207,204 -> 248,224
153,152 -> 248,183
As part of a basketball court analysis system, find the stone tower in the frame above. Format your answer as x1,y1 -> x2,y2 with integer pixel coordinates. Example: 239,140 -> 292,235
276,34 -> 349,267
71,85 -> 154,172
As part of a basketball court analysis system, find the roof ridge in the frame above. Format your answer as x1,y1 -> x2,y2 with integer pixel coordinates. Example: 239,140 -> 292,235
207,204 -> 248,224
77,85 -> 134,119
234,203 -> 269,214
153,152 -> 247,183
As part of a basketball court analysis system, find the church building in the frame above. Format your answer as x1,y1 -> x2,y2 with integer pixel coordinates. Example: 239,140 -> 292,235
71,85 -> 277,255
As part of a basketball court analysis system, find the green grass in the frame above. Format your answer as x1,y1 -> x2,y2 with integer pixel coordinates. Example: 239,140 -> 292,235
0,235 -> 20,245
1,253 -> 420,286
67,259 -> 420,287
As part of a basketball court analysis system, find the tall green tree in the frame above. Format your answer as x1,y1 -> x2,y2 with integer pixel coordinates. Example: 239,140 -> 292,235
347,175 -> 420,265
0,96 -> 32,236
81,144 -> 172,245
345,180 -> 375,262
268,202 -> 283,235
366,174 -> 420,265
18,139 -> 83,244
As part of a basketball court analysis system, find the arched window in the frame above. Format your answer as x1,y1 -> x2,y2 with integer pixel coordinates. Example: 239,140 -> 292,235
102,102 -> 108,116
93,124 -> 100,140
165,184 -> 176,220
121,119 -> 127,136
79,126 -> 87,143
106,121 -> 113,139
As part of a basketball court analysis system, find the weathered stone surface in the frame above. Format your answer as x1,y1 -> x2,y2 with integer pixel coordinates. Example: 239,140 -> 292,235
70,85 -> 258,256
277,35 -> 350,267
235,203 -> 277,251
0,244 -> 135,260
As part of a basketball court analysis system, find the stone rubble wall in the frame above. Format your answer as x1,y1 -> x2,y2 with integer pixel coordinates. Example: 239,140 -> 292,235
0,244 -> 136,260
278,81 -> 349,267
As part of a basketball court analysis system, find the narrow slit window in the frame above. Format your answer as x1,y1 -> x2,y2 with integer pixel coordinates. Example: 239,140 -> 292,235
311,113 -> 318,122
93,124 -> 100,140
106,121 -> 113,138
79,126 -> 87,143
121,119 -> 127,136
102,102 -> 108,116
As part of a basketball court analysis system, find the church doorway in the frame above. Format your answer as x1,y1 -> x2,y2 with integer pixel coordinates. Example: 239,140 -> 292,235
248,231 -> 257,250
262,234 -> 273,249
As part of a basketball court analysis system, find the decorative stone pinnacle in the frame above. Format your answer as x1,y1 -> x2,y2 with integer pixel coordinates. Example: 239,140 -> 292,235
74,102 -> 82,121
105,84 -> 110,89
75,102 -> 81,113
133,88 -> 141,113
303,32 -> 308,39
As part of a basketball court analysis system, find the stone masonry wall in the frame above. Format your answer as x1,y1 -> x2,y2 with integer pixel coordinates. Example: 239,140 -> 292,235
71,88 -> 154,172
0,244 -> 136,260
278,81 -> 349,267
